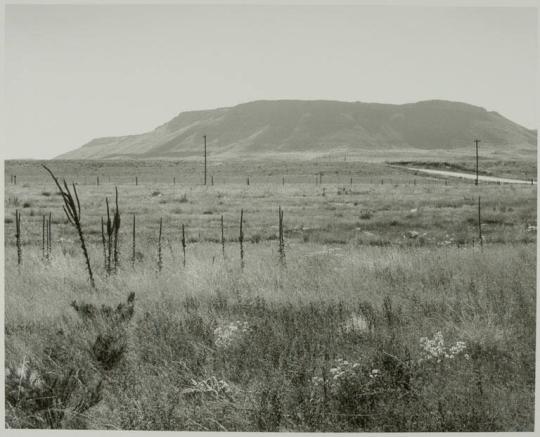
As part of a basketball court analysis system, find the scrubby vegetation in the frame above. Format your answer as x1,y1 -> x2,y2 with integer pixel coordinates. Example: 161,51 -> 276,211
4,159 -> 536,430
5,242 -> 535,431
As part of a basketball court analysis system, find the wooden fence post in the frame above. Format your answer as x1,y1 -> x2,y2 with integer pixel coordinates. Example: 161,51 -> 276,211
478,196 -> 483,251
132,214 -> 136,268
239,209 -> 244,269
278,206 -> 285,266
157,217 -> 163,272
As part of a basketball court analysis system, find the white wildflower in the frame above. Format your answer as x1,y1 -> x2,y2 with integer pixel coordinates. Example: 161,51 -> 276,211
419,331 -> 468,362
214,320 -> 250,349
342,313 -> 370,334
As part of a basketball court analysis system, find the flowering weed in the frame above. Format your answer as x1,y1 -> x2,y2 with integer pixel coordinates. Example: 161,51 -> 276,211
214,320 -> 250,349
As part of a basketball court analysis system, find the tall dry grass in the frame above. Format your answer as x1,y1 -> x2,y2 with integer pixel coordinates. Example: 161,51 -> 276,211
5,242 -> 535,431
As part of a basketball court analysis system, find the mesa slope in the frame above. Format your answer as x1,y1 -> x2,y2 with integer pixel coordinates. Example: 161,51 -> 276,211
56,100 -> 536,160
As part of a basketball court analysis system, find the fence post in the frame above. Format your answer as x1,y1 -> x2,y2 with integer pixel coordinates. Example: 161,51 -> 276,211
157,217 -> 163,272
239,209 -> 244,269
132,214 -> 136,268
478,196 -> 483,251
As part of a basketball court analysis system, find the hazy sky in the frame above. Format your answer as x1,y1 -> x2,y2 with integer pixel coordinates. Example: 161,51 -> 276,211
4,4 -> 537,159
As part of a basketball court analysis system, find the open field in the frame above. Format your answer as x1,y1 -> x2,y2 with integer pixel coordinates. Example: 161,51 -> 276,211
4,159 -> 537,248
4,159 -> 537,431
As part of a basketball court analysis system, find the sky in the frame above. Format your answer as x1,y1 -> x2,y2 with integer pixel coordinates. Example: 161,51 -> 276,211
4,4 -> 538,159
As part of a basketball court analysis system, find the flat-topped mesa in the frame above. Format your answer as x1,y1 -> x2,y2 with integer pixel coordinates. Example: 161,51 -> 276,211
57,99 -> 536,160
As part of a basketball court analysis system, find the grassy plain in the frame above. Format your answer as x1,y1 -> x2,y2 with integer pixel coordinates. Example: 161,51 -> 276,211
4,159 -> 537,431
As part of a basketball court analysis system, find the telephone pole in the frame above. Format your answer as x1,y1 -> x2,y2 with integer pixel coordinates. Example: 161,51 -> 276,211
203,134 -> 207,185
474,139 -> 480,186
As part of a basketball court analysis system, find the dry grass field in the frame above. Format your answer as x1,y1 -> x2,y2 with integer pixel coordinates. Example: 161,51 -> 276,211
4,159 -> 537,431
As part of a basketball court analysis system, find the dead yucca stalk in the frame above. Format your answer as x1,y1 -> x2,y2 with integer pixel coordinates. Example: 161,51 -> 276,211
42,214 -> 46,259
103,188 -> 121,274
105,199 -> 113,273
48,212 -> 52,258
41,214 -> 52,261
221,214 -> 225,258
42,165 -> 95,288
157,217 -> 163,272
101,217 -> 107,271
15,209 -> 22,266
181,224 -> 186,267
112,187 -> 121,270
239,209 -> 244,269
278,206 -> 286,266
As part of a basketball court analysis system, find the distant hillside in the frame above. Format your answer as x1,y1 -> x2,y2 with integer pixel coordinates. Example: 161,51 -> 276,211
57,100 -> 537,160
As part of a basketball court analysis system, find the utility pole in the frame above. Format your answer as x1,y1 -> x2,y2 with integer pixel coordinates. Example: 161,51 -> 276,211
203,135 -> 207,185
474,139 -> 480,186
